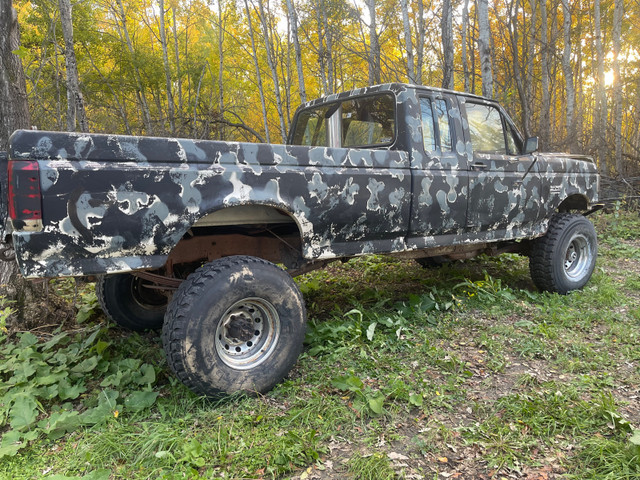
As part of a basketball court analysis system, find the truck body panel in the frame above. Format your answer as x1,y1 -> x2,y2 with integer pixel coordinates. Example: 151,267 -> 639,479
4,84 -> 599,279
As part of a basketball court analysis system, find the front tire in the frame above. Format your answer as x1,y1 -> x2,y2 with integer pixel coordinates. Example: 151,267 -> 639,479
161,255 -> 307,397
96,273 -> 167,331
529,213 -> 597,294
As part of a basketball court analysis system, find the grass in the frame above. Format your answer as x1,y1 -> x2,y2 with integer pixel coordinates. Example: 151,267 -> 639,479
1,210 -> 640,478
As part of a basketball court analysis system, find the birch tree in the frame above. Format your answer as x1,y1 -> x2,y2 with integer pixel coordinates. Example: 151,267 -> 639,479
366,0 -> 381,84
441,0 -> 454,89
539,0 -> 550,148
461,0 -> 470,92
593,0 -> 607,173
285,0 -> 306,102
560,0 -> 576,152
58,0 -> 89,132
158,0 -> 176,134
477,0 -> 493,98
612,0 -> 623,174
400,0 -> 415,83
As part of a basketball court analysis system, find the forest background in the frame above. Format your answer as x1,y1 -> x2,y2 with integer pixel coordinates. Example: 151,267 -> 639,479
4,0 -> 639,178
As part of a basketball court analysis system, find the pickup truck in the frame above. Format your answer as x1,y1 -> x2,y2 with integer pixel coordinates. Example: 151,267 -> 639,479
2,83 -> 599,397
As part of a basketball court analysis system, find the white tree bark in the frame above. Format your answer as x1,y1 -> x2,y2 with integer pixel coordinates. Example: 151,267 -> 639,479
612,0 -> 623,174
58,0 -> 89,132
243,0 -> 270,142
477,0 -> 493,98
400,0 -> 415,83
255,0 -> 287,142
114,0 -> 154,134
366,0 -> 381,84
441,0 -> 454,90
158,0 -> 175,135
461,0 -> 470,92
560,0 -> 576,153
593,0 -> 607,173
539,0 -> 550,149
285,0 -> 306,103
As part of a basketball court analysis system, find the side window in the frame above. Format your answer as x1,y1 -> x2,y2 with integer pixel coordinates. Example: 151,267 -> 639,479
420,96 -> 454,153
433,99 -> 452,152
341,94 -> 395,147
466,103 -> 507,154
420,98 -> 436,152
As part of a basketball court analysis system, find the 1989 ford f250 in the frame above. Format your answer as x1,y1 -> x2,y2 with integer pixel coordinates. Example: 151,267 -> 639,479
2,84 -> 600,397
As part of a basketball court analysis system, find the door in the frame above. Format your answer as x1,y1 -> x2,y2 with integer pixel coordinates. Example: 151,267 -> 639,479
407,94 -> 469,249
462,100 -> 539,234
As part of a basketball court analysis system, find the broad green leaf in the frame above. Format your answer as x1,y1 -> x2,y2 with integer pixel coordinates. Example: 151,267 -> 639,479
409,393 -> 423,407
18,332 -> 38,348
368,394 -> 384,415
124,391 -> 159,412
630,430 -> 640,446
38,410 -> 81,439
71,356 -> 99,373
134,364 -> 156,385
331,375 -> 364,392
0,430 -> 25,458
9,395 -> 38,430
58,379 -> 85,400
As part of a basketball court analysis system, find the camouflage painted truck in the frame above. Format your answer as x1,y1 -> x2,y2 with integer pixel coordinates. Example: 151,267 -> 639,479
1,83 -> 600,397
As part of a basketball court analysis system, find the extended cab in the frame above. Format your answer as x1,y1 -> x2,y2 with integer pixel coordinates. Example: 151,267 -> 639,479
2,84 -> 599,396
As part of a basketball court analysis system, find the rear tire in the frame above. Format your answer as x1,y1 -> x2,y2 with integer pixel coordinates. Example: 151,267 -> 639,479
96,274 -> 167,331
161,255 -> 307,397
529,213 -> 597,294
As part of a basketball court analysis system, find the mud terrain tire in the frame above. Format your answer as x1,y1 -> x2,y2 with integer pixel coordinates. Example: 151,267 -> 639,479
96,274 -> 167,331
161,255 -> 307,397
529,213 -> 597,294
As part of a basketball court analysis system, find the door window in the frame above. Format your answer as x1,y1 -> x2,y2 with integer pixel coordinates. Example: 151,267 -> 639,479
465,103 -> 507,154
420,97 -> 453,153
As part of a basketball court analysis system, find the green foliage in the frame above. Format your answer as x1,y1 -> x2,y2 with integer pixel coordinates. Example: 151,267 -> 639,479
0,327 -> 159,458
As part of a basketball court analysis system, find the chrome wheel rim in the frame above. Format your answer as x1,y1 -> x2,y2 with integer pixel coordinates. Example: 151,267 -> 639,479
564,233 -> 592,281
215,297 -> 280,370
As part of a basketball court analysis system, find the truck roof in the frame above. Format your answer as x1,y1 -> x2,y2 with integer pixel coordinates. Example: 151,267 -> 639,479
298,83 -> 490,110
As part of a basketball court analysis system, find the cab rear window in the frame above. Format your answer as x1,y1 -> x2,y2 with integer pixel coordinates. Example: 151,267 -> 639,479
290,93 -> 395,148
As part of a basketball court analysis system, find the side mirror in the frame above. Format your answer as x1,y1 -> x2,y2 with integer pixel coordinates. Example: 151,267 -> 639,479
524,136 -> 539,154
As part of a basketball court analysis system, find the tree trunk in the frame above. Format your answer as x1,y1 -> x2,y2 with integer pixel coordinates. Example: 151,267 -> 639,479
593,0 -> 607,174
244,0 -> 270,142
217,0 -> 225,140
612,0 -> 623,175
158,0 -> 175,135
441,0 -> 454,90
255,0 -> 287,143
0,0 -> 49,324
172,6 -> 183,126
114,0 -> 154,134
321,2 -> 334,95
400,0 -> 415,83
539,0 -> 550,149
560,0 -> 576,153
58,0 -> 89,132
477,0 -> 493,98
366,0 -> 381,84
507,0 -> 529,137
285,0 -> 306,103
461,0 -> 470,92
415,0 -> 425,85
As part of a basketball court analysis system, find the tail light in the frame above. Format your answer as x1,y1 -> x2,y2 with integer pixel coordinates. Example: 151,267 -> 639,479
8,160 -> 43,231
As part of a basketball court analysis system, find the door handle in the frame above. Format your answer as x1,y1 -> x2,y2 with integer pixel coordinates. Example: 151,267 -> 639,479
471,162 -> 488,170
